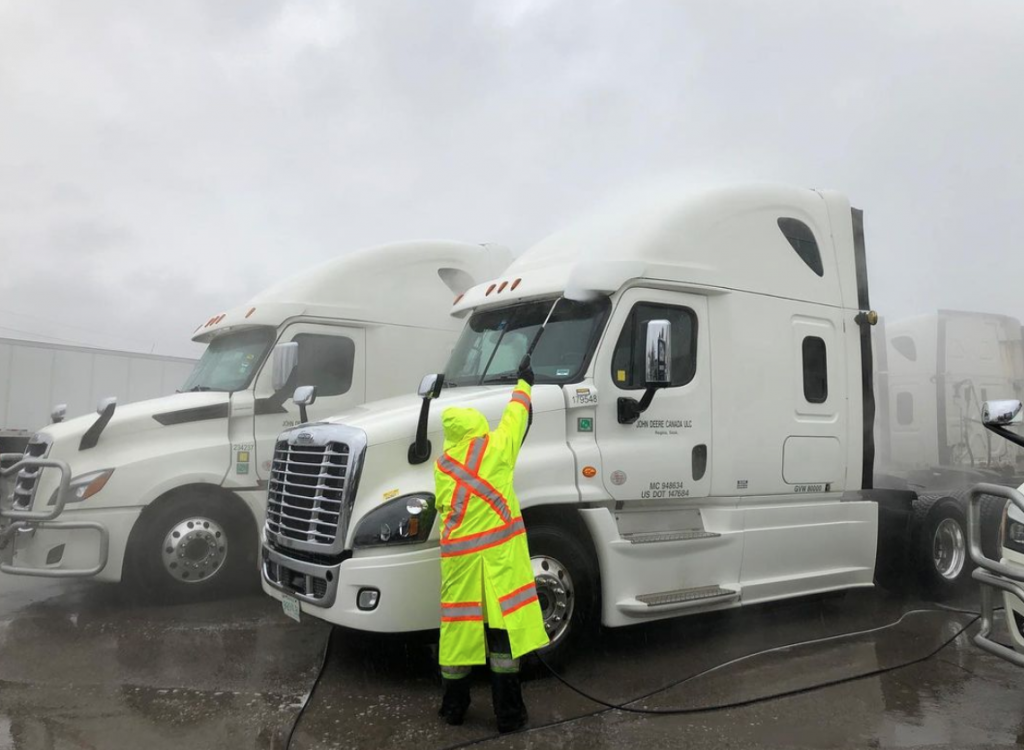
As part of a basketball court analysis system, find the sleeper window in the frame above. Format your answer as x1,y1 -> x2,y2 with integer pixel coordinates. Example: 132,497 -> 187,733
778,218 -> 824,277
802,336 -> 828,403
611,303 -> 698,389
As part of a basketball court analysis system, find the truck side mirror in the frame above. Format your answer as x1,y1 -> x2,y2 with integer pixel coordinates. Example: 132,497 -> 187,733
618,320 -> 673,425
982,400 -> 1023,426
51,403 -> 67,424
644,319 -> 673,386
272,342 -> 299,392
293,385 -> 317,424
981,399 -> 1024,450
96,396 -> 117,415
418,373 -> 445,399
410,373 -> 445,464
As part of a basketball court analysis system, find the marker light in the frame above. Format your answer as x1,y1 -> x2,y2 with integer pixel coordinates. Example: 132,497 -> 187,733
245,307 -> 256,318
510,278 -> 522,290
497,281 -> 508,293
486,284 -> 496,296
582,466 -> 597,478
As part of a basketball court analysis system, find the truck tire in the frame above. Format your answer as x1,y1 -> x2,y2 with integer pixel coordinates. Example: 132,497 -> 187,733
525,522 -> 598,670
916,500 -> 972,597
126,489 -> 256,601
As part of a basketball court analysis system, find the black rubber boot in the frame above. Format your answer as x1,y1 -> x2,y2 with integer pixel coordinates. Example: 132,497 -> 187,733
492,673 -> 528,733
438,677 -> 472,726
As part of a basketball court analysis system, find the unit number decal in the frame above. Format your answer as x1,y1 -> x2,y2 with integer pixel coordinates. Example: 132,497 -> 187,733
570,388 -> 598,407
640,480 -> 689,499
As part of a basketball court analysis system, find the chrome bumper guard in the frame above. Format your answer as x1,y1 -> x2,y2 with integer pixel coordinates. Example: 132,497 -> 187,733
262,544 -> 340,608
968,483 -> 1024,667
0,453 -> 110,578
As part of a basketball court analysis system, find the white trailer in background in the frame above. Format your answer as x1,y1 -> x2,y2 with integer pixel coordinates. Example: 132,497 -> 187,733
0,338 -> 196,454
876,310 -> 1024,482
0,241 -> 511,599
872,311 -> 1024,594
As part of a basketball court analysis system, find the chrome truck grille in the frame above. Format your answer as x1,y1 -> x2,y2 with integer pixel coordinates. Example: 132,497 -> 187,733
264,424 -> 366,558
12,435 -> 52,509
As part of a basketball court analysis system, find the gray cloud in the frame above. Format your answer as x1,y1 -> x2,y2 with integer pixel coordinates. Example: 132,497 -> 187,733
2,0 -> 1023,357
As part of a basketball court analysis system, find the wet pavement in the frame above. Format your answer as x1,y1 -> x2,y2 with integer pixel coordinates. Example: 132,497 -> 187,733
1,576 -> 1022,749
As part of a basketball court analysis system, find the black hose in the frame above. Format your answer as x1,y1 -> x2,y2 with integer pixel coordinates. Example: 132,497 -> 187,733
439,607 -> 982,749
283,627 -> 334,750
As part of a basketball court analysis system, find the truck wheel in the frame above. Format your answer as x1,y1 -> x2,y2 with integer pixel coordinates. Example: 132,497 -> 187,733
127,490 -> 254,601
918,502 -> 972,597
526,523 -> 597,670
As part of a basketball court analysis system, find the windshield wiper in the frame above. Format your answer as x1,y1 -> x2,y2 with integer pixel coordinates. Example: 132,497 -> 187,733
186,385 -> 214,392
483,374 -> 520,385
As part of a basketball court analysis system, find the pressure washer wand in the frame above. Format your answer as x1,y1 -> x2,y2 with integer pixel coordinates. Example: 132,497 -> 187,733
521,297 -> 561,369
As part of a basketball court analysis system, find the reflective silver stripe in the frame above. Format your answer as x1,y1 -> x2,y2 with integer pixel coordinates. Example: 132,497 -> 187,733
442,484 -> 470,540
488,655 -> 519,672
441,665 -> 472,678
499,582 -> 539,615
441,602 -> 483,619
437,454 -> 512,523
442,518 -> 526,556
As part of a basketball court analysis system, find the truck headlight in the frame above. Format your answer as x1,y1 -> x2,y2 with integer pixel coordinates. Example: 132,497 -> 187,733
352,493 -> 436,549
48,469 -> 115,506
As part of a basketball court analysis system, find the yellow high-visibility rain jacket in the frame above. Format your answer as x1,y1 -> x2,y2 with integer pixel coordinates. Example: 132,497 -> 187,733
435,380 -> 549,665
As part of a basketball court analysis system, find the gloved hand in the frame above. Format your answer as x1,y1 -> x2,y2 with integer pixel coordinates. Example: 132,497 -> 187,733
517,355 -> 535,386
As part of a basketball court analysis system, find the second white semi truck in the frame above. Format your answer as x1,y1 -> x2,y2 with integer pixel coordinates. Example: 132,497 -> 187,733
0,241 -> 511,598
259,184 -> 913,659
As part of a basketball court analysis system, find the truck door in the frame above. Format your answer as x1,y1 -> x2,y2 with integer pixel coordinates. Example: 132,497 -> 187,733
246,324 -> 366,484
592,289 -> 711,503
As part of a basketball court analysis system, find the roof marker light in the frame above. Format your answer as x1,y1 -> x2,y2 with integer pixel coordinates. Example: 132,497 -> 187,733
486,284 -> 496,296
510,278 -> 522,290
497,281 -> 508,293
245,307 -> 256,318
453,293 -> 465,305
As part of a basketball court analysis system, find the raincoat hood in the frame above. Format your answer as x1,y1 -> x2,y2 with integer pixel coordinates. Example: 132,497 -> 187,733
441,406 -> 490,451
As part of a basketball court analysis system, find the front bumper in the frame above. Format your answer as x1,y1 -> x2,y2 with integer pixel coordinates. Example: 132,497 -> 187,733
3,506 -> 139,582
261,543 -> 441,632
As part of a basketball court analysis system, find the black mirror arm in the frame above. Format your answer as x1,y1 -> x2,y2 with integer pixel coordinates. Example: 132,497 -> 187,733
408,397 -> 433,464
616,386 -> 661,425
299,404 -> 309,423
985,423 -> 1024,450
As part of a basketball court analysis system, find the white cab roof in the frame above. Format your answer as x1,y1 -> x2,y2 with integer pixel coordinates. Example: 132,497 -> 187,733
193,241 -> 511,342
453,184 -> 860,316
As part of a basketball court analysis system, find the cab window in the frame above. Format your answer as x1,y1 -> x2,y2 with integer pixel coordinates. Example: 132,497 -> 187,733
292,334 -> 355,397
611,303 -> 698,389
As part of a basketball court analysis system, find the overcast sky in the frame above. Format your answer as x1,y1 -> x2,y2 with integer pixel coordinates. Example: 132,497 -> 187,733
2,0 -> 1023,359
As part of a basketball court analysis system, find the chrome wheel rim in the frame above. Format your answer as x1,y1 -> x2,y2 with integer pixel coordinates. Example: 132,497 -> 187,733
932,517 -> 966,581
532,555 -> 575,647
161,517 -> 228,584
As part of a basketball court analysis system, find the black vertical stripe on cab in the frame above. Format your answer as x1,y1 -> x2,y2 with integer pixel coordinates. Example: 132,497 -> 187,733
852,207 -> 875,490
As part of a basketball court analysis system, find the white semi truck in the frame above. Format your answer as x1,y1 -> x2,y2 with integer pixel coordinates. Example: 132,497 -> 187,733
260,185 -> 911,657
0,337 -> 196,455
0,241 -> 511,598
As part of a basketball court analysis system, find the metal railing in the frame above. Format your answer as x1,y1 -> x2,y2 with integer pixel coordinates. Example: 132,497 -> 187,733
0,453 -> 109,577
967,482 -> 1024,667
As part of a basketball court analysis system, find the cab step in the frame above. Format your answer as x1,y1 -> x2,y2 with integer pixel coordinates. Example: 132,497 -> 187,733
620,530 -> 720,544
618,584 -> 740,616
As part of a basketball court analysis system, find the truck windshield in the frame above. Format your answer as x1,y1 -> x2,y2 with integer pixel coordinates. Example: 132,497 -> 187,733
445,297 -> 609,387
180,328 -> 275,393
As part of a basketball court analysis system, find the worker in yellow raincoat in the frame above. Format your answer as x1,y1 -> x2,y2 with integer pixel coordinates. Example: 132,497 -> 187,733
435,357 -> 548,732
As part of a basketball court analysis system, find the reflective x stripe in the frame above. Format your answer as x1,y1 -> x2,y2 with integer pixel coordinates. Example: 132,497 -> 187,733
441,517 -> 526,557
440,437 -> 489,541
441,601 -> 483,622
441,665 -> 472,679
510,389 -> 531,410
438,455 -> 512,526
499,581 -> 539,616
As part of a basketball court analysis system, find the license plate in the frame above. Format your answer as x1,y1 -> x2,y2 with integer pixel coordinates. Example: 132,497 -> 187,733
282,594 -> 301,623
